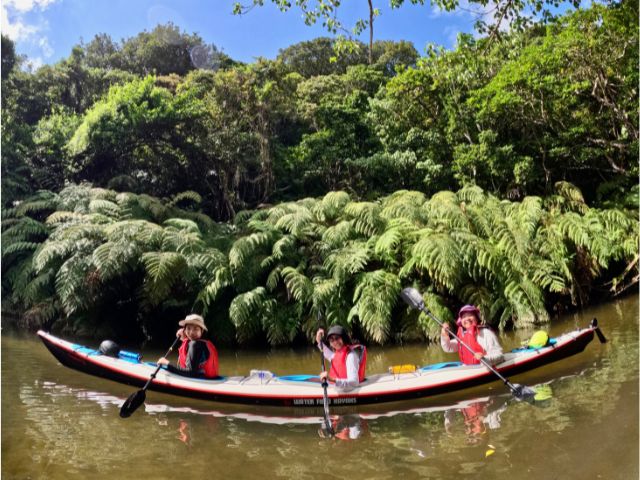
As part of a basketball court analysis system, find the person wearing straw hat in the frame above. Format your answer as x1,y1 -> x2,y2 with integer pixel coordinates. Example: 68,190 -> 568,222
440,305 -> 503,366
157,314 -> 219,378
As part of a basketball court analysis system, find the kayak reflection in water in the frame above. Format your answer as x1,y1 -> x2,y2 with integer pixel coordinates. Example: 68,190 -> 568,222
443,397 -> 508,444
318,414 -> 368,440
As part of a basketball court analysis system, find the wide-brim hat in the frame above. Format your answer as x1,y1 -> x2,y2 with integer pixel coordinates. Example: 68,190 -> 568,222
179,314 -> 208,332
326,325 -> 351,345
456,305 -> 481,326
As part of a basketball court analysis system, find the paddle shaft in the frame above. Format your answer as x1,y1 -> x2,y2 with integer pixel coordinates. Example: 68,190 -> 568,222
142,336 -> 182,391
319,335 -> 334,435
419,306 -> 523,396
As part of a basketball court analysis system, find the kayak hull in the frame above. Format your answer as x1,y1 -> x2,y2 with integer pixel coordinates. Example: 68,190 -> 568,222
37,326 -> 596,407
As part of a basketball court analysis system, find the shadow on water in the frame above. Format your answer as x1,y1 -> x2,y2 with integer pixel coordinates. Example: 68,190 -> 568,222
2,294 -> 638,479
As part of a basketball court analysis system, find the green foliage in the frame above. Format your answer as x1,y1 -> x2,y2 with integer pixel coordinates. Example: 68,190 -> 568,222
2,2 -> 637,346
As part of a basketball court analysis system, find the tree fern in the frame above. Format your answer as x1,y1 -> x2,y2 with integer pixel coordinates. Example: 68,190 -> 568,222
229,231 -> 277,272
410,231 -> 463,291
324,241 -> 371,283
344,201 -> 385,237
89,199 -> 120,218
197,266 -> 233,315
349,270 -> 400,343
425,191 -> 469,230
274,204 -> 314,237
141,251 -> 188,305
374,217 -> 419,268
55,252 -> 94,315
282,266 -> 313,304
321,220 -> 356,249
229,287 -> 275,343
169,190 -> 202,208
263,304 -> 302,346
380,190 -> 427,222
92,240 -> 142,281
313,190 -> 351,222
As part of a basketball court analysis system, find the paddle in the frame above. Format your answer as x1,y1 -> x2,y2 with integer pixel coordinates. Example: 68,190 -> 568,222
119,336 -> 182,418
318,332 -> 334,436
400,287 -> 536,401
590,318 -> 608,344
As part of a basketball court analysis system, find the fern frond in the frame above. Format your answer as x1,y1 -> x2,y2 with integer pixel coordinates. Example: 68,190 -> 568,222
1,241 -> 39,259
33,240 -> 75,273
163,218 -> 201,234
282,266 -> 313,304
55,253 -> 93,315
92,240 -> 141,280
350,270 -> 400,343
324,241 -> 371,283
162,228 -> 205,254
229,231 -> 275,272
456,185 -> 486,205
229,287 -> 274,343
425,191 -> 469,230
322,220 -> 356,249
169,190 -> 202,207
411,232 -> 463,290
88,199 -> 120,218
266,265 -> 282,291
380,190 -> 427,222
314,191 -> 351,222
2,217 -> 49,239
344,201 -> 384,237
197,266 -> 232,314
141,252 -> 188,304
274,205 -> 314,237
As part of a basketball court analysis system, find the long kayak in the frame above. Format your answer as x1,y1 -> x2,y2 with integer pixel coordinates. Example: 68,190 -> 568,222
37,322 -> 598,408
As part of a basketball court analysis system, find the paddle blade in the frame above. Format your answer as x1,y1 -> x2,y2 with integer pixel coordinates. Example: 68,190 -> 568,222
590,318 -> 608,343
119,389 -> 146,418
400,287 -> 425,310
512,384 -> 537,402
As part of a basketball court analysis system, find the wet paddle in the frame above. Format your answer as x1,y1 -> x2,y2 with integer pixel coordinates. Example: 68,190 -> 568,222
590,318 -> 608,343
400,287 -> 536,401
119,336 -> 182,418
318,333 -> 334,436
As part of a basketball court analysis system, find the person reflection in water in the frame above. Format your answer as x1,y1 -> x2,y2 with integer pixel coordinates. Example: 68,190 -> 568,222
444,397 -> 507,444
319,414 -> 367,440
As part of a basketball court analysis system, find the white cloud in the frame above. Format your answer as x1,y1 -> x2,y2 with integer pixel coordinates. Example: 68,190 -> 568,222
1,0 -> 58,66
25,56 -> 44,70
1,6 -> 38,40
38,35 -> 53,57
4,0 -> 57,13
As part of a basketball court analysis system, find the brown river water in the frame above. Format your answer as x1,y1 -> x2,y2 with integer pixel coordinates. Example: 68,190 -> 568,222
2,295 -> 638,480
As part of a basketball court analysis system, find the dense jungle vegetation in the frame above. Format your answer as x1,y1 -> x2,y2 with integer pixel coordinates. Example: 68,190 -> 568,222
1,1 -> 637,346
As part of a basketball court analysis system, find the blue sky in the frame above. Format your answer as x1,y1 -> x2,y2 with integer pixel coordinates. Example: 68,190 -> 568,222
1,0 -> 485,69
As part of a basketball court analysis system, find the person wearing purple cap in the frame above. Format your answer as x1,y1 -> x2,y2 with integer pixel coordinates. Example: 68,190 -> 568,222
440,305 -> 503,366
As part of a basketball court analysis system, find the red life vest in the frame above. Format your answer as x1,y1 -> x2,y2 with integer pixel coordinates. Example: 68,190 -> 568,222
178,339 -> 219,378
456,325 -> 486,365
329,345 -> 367,382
